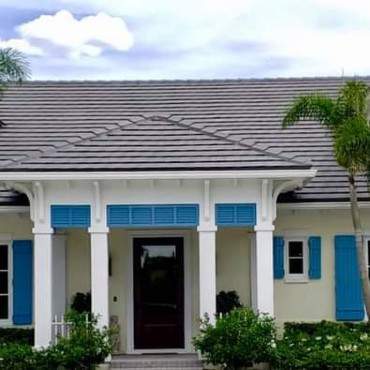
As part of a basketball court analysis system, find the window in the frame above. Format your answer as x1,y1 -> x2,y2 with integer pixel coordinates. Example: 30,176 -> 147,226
0,244 -> 10,321
285,238 -> 308,282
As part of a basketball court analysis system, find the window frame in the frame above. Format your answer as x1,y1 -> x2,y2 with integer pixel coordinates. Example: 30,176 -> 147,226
0,241 -> 12,325
284,236 -> 309,283
365,237 -> 370,280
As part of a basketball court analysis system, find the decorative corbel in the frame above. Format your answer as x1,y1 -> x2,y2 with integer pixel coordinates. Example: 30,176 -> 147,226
261,179 -> 272,222
33,181 -> 45,222
4,182 -> 35,221
272,179 -> 303,220
93,181 -> 102,223
203,180 -> 210,222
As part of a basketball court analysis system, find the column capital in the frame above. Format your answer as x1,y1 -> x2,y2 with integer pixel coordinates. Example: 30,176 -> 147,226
197,224 -> 217,232
88,226 -> 109,234
254,224 -> 274,232
32,226 -> 54,235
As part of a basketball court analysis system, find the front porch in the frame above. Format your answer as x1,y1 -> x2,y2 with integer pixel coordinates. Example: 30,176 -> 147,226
66,226 -> 255,353
0,172 -> 312,352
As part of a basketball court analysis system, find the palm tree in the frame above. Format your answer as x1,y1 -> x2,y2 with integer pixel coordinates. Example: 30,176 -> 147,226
282,80 -> 370,317
0,48 -> 30,90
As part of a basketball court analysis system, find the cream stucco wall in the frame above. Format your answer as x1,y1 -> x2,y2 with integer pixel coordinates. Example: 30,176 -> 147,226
65,229 -> 91,305
274,207 -> 370,324
216,228 -> 253,307
0,213 -> 32,238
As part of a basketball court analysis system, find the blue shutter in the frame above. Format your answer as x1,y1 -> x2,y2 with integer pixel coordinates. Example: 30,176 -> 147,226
215,203 -> 256,226
12,240 -> 33,325
131,206 -> 152,225
107,204 -> 199,227
154,206 -> 174,225
107,206 -> 130,227
273,236 -> 285,279
51,205 -> 91,228
308,236 -> 321,279
335,235 -> 364,321
176,205 -> 199,225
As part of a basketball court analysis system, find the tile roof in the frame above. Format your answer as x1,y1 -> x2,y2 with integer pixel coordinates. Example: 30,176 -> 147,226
1,115 -> 308,171
0,76 -> 368,204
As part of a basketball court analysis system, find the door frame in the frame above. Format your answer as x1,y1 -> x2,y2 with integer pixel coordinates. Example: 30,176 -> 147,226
126,230 -> 192,354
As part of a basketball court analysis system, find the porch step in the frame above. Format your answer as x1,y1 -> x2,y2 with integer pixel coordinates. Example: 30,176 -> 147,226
110,354 -> 203,369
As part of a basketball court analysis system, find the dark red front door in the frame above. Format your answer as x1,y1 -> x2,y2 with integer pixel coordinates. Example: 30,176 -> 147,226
133,237 -> 184,349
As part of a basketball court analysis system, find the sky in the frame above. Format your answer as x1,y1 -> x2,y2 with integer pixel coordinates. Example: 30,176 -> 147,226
0,0 -> 370,80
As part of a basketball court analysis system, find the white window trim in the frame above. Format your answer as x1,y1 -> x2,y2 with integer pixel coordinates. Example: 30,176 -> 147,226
284,236 -> 309,283
365,236 -> 370,279
0,241 -> 12,326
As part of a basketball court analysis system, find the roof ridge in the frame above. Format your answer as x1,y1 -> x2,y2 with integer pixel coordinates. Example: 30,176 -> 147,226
160,115 -> 311,168
11,75 -> 370,84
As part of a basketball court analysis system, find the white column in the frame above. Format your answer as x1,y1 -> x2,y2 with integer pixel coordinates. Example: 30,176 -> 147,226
52,234 -> 66,318
250,233 -> 257,312
198,225 -> 217,324
253,224 -> 274,316
33,227 -> 54,348
89,227 -> 109,329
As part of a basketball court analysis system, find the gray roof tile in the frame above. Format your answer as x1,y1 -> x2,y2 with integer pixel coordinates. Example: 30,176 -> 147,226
0,77 -> 368,203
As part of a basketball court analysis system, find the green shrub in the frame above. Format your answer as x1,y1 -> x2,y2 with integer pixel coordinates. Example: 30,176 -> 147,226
273,321 -> 370,370
193,307 -> 276,370
216,290 -> 242,315
0,343 -> 37,369
0,312 -> 112,370
284,320 -> 370,337
43,311 -> 112,369
0,328 -> 34,345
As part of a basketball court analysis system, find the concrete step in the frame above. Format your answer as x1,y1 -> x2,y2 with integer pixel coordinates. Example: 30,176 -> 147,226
111,354 -> 203,369
112,368 -> 203,370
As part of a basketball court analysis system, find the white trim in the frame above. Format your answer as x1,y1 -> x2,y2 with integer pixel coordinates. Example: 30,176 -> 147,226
284,237 -> 309,283
0,241 -> 12,326
0,169 -> 316,181
278,201 -> 370,210
126,230 -> 192,354
365,237 -> 370,278
0,207 -> 29,214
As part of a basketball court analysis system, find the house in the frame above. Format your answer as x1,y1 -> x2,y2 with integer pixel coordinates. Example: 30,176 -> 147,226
0,77 -> 369,353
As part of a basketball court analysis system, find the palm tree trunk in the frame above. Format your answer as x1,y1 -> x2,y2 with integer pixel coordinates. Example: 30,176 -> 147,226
349,174 -> 370,318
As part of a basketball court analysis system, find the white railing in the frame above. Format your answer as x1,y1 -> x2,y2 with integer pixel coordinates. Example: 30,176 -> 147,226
51,314 -> 89,345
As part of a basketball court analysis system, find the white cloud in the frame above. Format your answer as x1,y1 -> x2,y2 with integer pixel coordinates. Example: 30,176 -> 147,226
2,0 -> 370,78
3,10 -> 133,59
0,38 -> 43,56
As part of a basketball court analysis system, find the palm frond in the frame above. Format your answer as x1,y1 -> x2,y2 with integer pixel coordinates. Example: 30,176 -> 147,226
0,48 -> 30,87
282,95 -> 336,128
334,116 -> 370,174
338,80 -> 369,118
